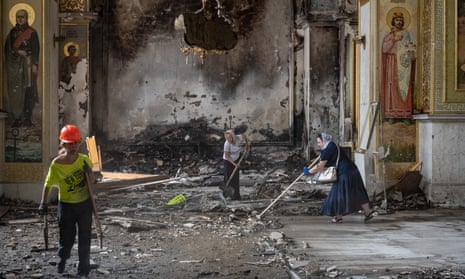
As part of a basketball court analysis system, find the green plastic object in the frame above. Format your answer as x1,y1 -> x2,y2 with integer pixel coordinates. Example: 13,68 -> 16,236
167,194 -> 186,205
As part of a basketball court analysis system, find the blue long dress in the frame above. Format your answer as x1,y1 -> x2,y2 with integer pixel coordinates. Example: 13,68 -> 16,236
319,141 -> 370,216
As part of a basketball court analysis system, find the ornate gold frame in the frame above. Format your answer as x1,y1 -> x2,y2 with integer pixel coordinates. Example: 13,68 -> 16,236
1,0 -> 48,182
443,0 -> 465,103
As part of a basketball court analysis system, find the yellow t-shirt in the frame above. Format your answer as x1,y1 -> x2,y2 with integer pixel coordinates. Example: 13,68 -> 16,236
44,154 -> 93,203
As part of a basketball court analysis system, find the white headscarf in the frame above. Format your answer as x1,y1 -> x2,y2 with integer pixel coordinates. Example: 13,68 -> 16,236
321,132 -> 332,150
224,129 -> 236,144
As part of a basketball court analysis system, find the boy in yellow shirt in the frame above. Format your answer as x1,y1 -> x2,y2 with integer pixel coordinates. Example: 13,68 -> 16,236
39,125 -> 93,279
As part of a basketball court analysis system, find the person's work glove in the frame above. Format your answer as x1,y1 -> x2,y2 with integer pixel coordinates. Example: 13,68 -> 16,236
38,203 -> 48,215
303,167 -> 309,175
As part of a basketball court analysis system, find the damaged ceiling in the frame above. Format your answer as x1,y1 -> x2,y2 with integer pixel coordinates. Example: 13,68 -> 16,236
110,0 -> 266,62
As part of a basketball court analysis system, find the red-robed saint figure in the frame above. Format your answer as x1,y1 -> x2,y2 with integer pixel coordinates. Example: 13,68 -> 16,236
380,10 -> 416,120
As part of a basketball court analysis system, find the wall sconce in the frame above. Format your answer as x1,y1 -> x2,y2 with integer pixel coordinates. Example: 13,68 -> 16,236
353,32 -> 366,49
53,33 -> 66,48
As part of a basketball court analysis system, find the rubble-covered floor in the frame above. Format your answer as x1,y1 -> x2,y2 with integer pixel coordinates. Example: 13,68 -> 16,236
1,148 -> 465,278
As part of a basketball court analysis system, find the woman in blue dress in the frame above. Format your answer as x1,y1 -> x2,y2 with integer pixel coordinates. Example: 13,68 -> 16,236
309,133 -> 376,223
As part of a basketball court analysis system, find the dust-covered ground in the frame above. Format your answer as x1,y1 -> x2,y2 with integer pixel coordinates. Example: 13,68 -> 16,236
1,145 -> 308,279
0,182 -> 302,279
1,147 -> 464,278
2,181 -> 463,279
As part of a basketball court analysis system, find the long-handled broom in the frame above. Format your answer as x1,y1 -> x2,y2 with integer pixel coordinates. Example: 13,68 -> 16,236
256,155 -> 320,220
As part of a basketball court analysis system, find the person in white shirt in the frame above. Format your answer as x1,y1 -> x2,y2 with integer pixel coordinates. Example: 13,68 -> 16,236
222,129 -> 249,200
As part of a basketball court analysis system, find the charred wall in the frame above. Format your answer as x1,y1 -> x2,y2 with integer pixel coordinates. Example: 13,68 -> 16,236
91,0 -> 293,150
89,0 -> 354,156
309,26 -> 340,138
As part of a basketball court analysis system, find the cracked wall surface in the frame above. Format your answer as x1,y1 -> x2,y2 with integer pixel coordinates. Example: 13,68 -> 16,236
93,0 -> 292,145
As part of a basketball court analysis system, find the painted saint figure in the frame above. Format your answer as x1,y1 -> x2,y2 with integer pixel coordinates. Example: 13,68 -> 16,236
4,9 -> 40,127
60,44 -> 81,84
380,10 -> 416,120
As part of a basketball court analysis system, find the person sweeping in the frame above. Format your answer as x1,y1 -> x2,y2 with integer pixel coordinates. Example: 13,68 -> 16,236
222,129 -> 249,200
38,125 -> 93,279
308,133 -> 376,223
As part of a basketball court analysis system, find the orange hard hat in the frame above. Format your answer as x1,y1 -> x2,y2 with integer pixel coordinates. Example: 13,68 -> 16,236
59,125 -> 82,143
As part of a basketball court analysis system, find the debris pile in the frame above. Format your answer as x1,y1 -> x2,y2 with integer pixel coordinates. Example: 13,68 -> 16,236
1,147 -> 457,278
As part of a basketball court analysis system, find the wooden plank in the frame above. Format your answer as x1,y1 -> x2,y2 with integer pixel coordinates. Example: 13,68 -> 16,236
86,136 -> 102,172
409,161 -> 422,172
6,218 -> 41,224
86,136 -> 165,179
101,171 -> 163,180
85,136 -> 171,193
107,216 -> 168,230
94,175 -> 171,193
0,206 -> 9,218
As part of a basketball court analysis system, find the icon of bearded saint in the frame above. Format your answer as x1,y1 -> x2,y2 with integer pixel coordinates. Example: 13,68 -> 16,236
4,7 -> 40,127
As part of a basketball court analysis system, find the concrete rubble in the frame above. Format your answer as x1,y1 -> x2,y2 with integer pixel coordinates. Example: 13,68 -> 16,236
1,151 -> 465,278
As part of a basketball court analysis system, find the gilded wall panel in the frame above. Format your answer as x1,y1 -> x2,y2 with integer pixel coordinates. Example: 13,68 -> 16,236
419,0 -> 432,113
434,0 -> 465,112
443,0 -> 465,103
59,0 -> 88,12
4,163 -> 45,182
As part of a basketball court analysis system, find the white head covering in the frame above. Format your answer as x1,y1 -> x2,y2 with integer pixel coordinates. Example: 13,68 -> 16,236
321,132 -> 332,149
224,129 -> 236,144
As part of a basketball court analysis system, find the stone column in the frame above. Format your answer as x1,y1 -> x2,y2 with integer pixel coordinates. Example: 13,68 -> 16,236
413,114 -> 465,207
